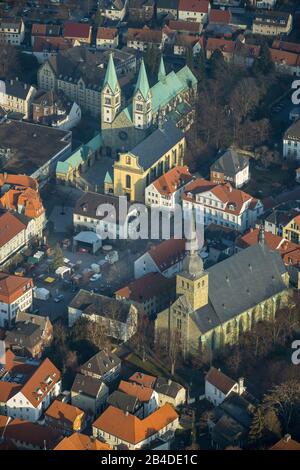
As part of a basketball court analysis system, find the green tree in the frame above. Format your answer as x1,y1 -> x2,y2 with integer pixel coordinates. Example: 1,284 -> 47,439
51,245 -> 64,271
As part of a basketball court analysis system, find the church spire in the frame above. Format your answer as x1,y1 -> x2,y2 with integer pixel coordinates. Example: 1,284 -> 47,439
104,53 -> 118,92
183,209 -> 203,277
134,59 -> 150,100
258,223 -> 265,246
158,55 -> 166,82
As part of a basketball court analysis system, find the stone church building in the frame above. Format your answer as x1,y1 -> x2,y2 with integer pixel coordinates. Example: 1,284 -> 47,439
155,236 -> 290,357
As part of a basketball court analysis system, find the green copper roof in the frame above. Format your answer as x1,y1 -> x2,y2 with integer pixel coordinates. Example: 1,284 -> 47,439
104,53 -> 118,92
104,171 -> 113,184
134,59 -> 150,101
158,56 -> 166,82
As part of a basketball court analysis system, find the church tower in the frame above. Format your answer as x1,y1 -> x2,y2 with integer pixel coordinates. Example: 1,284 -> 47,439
133,59 -> 152,129
176,222 -> 209,311
158,55 -> 166,82
101,53 -> 121,124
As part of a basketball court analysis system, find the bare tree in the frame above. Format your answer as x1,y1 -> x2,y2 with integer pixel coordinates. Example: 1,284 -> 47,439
263,380 -> 300,432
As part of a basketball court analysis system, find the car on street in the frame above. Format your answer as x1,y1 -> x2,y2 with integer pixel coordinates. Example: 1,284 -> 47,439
54,294 -> 64,302
90,273 -> 102,282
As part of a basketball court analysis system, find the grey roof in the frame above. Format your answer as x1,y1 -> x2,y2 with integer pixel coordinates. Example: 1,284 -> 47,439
74,192 -> 132,225
107,390 -> 142,413
157,0 -> 179,9
71,373 -> 105,398
130,120 -> 184,170
254,10 -> 290,26
80,350 -> 121,377
154,377 -> 184,399
284,120 -> 300,141
5,80 -> 34,101
190,244 -> 287,334
211,149 -> 249,178
16,311 -> 50,329
5,322 -> 41,349
69,289 -> 135,323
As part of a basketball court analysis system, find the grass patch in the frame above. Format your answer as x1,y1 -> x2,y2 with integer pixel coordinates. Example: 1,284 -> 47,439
126,353 -> 171,379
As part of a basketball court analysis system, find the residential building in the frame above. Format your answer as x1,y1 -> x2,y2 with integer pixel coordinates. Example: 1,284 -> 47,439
205,223 -> 239,263
63,22 -> 92,45
54,432 -> 111,450
168,20 -> 202,35
5,322 -> 46,359
32,36 -> 79,64
263,208 -> 299,236
128,0 -> 155,23
101,55 -> 197,157
173,35 -> 203,56
127,26 -> 164,51
113,121 -> 186,202
283,120 -> 300,160
32,89 -> 81,130
0,120 -> 72,186
107,390 -> 144,417
178,0 -> 210,24
92,403 -> 179,450
79,350 -> 121,384
0,212 -> 35,267
118,380 -> 158,417
134,238 -> 186,279
45,400 -> 85,436
98,0 -> 128,21
16,311 -> 53,348
209,8 -> 232,25
155,238 -> 289,356
154,377 -> 186,408
269,47 -> 300,76
71,373 -> 109,417
0,79 -> 37,119
38,47 -> 136,117
254,0 -> 277,9
73,192 -> 138,240
183,179 -> 263,232
4,358 -> 61,422
1,418 -> 62,450
0,18 -> 25,45
0,177 -> 46,238
205,367 -> 245,406
68,289 -> 139,342
129,372 -> 157,388
210,149 -> 250,188
206,38 -> 261,67
282,214 -> 300,245
31,23 -> 62,46
145,165 -> 193,209
96,27 -> 119,50
115,272 -> 175,317
156,0 -> 179,20
0,273 -> 33,328
252,11 -> 293,36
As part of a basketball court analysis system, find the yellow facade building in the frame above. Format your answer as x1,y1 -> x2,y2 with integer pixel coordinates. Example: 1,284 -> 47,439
282,215 -> 300,245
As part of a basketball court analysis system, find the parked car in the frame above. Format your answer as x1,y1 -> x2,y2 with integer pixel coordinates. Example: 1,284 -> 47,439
90,273 -> 102,282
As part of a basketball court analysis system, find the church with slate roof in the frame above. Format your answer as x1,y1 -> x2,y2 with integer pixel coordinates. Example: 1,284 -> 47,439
101,54 -> 197,157
155,233 -> 290,357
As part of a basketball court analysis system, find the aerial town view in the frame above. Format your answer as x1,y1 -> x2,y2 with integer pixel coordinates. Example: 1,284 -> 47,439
0,0 -> 300,458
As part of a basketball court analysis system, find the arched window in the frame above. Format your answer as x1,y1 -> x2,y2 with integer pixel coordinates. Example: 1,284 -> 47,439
126,175 -> 131,189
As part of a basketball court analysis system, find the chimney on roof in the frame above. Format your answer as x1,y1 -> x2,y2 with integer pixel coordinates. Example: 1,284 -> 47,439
284,434 -> 291,443
238,377 -> 245,395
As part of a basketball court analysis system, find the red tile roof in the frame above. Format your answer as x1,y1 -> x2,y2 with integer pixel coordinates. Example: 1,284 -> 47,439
31,24 -> 47,36
0,382 -> 22,402
270,435 -> 300,450
153,166 -> 192,196
168,20 -> 201,33
272,39 -> 300,54
20,358 -> 61,408
4,419 -> 62,449
33,36 -> 75,52
129,371 -> 157,389
0,212 -> 26,248
179,0 -> 210,13
209,9 -> 231,24
206,37 -> 235,54
148,238 -> 186,271
236,228 -> 300,258
0,173 -> 38,190
270,48 -> 300,67
97,27 -> 118,40
64,22 -> 91,39
93,404 -> 178,445
45,400 -> 84,426
115,272 -> 173,303
54,433 -> 111,450
118,380 -> 154,402
206,367 -> 236,394
128,26 -> 162,43
0,273 -> 33,304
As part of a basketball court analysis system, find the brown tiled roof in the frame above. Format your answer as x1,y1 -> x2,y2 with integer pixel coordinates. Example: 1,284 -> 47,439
272,40 -> 300,54
128,26 -> 162,43
93,404 -> 178,445
0,211 -> 26,248
179,0 -> 209,13
0,173 -> 38,190
20,358 -> 61,408
0,382 -> 22,402
54,433 -> 111,450
118,380 -> 153,402
115,272 -> 174,302
45,400 -> 84,425
129,371 -> 157,389
4,419 -> 62,449
206,367 -> 236,394
0,273 -> 33,304
270,48 -> 300,67
148,238 -> 186,271
64,22 -> 91,39
209,8 -> 231,24
270,435 -> 300,450
31,24 -> 47,35
168,20 -> 201,33
206,37 -> 235,54
97,27 -> 118,40
33,36 -> 75,52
